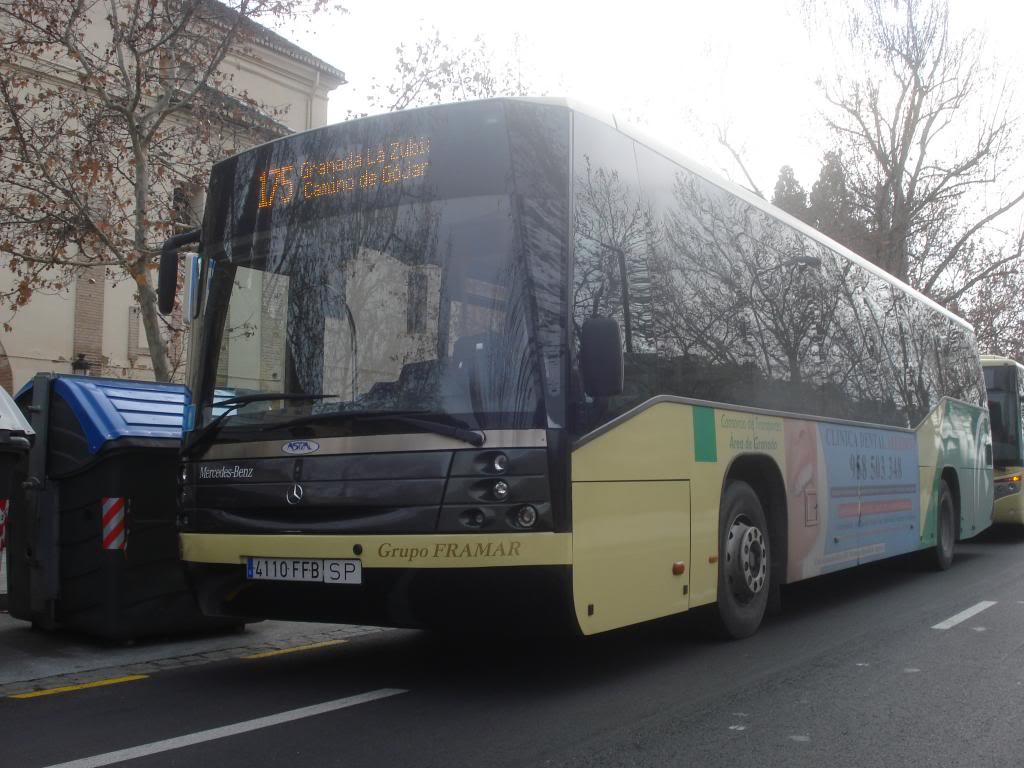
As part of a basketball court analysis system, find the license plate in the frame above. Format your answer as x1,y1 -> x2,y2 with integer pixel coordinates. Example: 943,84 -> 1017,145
245,557 -> 362,585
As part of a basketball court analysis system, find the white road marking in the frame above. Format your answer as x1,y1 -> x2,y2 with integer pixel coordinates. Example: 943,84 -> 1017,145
855,662 -> 870,667
41,688 -> 407,768
972,627 -> 987,632
728,724 -> 747,731
789,735 -> 810,742
932,601 -> 997,630
903,668 -> 921,673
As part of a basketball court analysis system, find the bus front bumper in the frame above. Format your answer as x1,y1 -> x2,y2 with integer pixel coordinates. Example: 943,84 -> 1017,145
180,532 -> 576,631
992,497 -> 1024,525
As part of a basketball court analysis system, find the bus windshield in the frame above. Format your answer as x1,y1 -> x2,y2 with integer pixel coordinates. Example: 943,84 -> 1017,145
984,364 -> 1022,466
197,195 -> 541,431
190,101 -> 568,435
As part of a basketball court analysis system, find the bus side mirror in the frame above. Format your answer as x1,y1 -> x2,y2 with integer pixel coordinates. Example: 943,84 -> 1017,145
580,316 -> 624,398
158,229 -> 201,315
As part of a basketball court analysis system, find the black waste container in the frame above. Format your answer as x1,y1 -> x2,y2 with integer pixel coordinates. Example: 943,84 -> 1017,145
1,386 -> 33,608
9,374 -> 235,639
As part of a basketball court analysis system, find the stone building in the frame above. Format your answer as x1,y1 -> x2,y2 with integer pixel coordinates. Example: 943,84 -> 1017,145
0,4 -> 345,393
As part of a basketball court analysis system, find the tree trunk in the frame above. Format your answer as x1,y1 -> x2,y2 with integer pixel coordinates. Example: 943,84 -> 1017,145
131,261 -> 173,382
133,143 -> 174,382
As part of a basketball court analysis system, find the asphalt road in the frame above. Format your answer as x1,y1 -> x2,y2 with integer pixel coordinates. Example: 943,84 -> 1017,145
4,526 -> 1024,768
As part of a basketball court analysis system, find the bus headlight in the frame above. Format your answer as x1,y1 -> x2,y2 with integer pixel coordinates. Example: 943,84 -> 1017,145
514,505 -> 538,529
995,475 -> 1021,499
493,480 -> 510,500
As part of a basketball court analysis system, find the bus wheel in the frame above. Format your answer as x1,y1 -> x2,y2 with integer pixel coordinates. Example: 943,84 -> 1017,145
715,480 -> 770,639
933,479 -> 956,571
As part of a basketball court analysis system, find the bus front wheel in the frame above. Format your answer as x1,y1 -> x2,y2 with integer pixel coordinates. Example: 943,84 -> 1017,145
715,480 -> 771,640
932,479 -> 956,571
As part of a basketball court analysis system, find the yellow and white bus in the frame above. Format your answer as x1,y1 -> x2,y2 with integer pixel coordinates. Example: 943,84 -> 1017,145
162,98 -> 993,638
982,355 -> 1024,523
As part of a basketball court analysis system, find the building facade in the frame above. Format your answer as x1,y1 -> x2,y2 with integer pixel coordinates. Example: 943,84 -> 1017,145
0,5 -> 345,393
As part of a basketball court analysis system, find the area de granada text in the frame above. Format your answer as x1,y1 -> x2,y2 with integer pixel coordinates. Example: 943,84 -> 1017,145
257,136 -> 431,209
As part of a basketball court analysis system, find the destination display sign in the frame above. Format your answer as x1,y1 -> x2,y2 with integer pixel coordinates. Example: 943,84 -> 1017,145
256,136 -> 431,210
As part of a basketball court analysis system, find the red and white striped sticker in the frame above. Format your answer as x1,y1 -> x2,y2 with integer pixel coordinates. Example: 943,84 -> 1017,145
101,497 -> 127,551
0,498 -> 8,555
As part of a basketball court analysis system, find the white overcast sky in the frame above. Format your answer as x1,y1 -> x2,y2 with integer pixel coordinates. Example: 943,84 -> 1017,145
269,0 -> 1023,194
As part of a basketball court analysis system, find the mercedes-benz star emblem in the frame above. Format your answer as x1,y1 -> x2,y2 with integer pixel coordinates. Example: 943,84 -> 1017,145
285,483 -> 304,506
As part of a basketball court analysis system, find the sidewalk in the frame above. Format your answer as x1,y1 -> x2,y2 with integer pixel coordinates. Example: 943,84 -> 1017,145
0,610 -> 389,696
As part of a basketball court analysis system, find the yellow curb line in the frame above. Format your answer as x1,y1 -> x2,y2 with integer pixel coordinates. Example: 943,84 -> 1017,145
9,674 -> 149,699
241,639 -> 348,660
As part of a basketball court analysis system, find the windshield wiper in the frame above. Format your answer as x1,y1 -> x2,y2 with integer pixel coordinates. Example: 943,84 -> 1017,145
367,413 -> 485,447
182,393 -> 336,457
259,409 -> 485,448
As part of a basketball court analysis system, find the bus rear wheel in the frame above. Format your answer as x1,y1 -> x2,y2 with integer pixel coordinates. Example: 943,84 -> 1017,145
714,480 -> 771,639
932,479 -> 956,571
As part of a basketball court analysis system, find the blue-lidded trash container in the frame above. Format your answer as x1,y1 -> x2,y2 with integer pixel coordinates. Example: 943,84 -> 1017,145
1,386 -> 34,610
8,374 -> 234,639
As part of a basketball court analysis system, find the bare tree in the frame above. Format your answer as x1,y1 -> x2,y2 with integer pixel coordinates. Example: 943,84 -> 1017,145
965,229 -> 1024,359
810,0 -> 1024,316
354,27 -> 540,118
0,0 -> 339,380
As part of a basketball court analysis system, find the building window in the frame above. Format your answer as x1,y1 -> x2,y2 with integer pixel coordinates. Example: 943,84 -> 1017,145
127,306 -> 148,360
172,186 -> 197,234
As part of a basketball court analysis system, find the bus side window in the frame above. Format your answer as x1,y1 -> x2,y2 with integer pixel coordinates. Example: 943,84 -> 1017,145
571,114 -> 650,431
1018,366 -> 1024,456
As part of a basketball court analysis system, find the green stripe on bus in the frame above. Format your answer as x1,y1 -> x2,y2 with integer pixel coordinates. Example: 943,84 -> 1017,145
693,406 -> 717,462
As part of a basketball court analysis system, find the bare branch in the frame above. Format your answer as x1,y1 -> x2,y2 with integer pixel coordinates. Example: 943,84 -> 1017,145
714,125 -> 765,199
